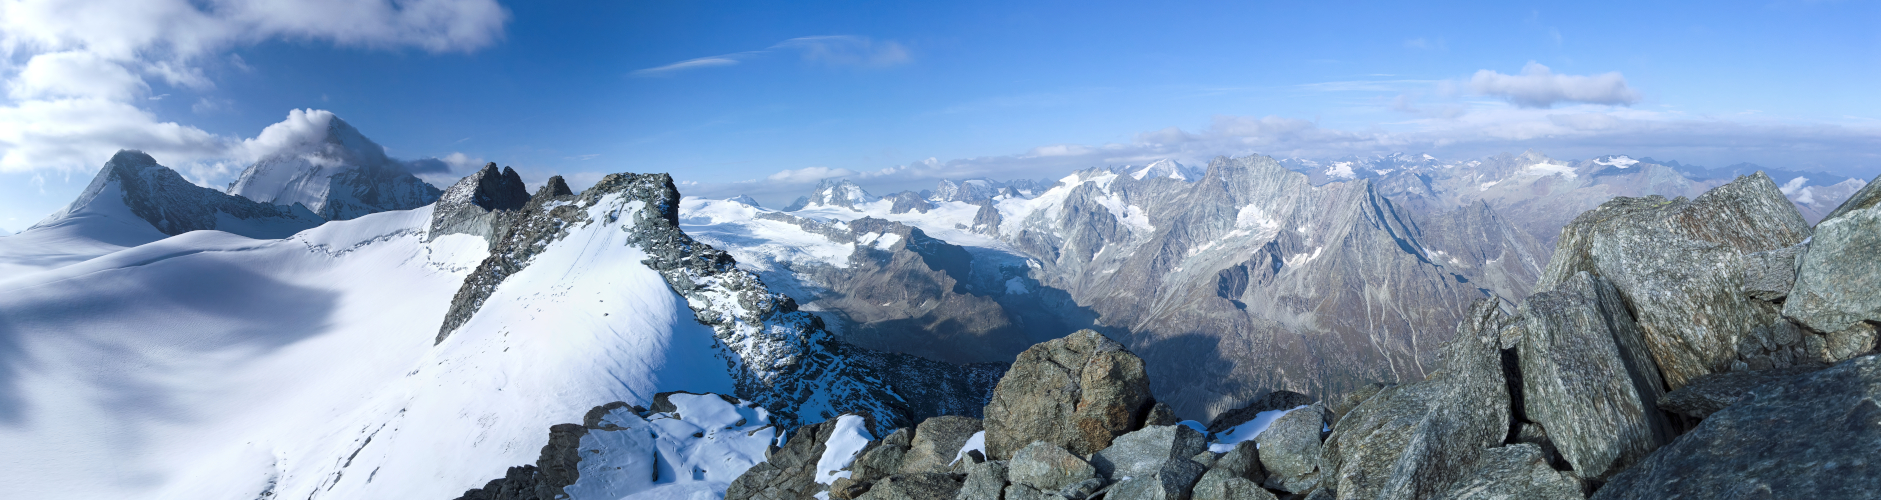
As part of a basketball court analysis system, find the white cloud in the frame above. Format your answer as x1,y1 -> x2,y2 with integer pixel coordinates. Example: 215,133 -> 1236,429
1469,62 -> 1641,108
9,51 -> 148,101
632,35 -> 911,77
766,166 -> 858,183
0,0 -> 508,175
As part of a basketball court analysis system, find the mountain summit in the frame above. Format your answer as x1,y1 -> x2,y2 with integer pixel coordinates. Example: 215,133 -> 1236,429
37,150 -> 324,239
226,110 -> 442,220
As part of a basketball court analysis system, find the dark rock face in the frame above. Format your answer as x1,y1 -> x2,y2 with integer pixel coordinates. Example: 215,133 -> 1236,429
1256,405 -> 1327,493
854,428 -> 914,483
887,191 -> 933,214
1516,272 -> 1672,480
537,175 -> 574,199
427,163 -> 531,243
727,418 -> 845,500
1321,299 -> 1511,500
956,459 -> 1007,500
1538,173 -> 1812,390
1429,444 -> 1583,500
1592,354 -> 1881,499
1192,441 -> 1276,500
1785,174 -> 1881,338
50,150 -> 324,238
1656,365 -> 1823,418
449,421 -> 590,500
982,330 -> 1155,459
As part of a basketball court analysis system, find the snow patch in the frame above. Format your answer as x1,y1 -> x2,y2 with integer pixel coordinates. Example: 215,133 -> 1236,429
950,431 -> 987,466
1208,405 -> 1310,452
813,415 -> 874,485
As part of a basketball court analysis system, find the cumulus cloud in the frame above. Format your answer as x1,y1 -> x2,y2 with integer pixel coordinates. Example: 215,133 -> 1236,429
633,35 -> 911,77
0,0 -> 508,176
1469,62 -> 1641,108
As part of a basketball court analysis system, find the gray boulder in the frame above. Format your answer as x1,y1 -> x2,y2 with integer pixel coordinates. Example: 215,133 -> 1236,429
855,428 -> 915,482
1536,173 -> 1812,390
856,473 -> 967,500
1516,272 -> 1673,480
955,460 -> 1007,500
1006,441 -> 1098,492
1785,174 -> 1881,336
1741,244 -> 1804,302
1256,405 -> 1327,493
1593,354 -> 1881,499
1090,425 -> 1208,481
983,330 -> 1154,459
1327,383 -> 1389,427
1191,475 -> 1276,500
1321,299 -> 1512,500
901,416 -> 984,474
1430,444 -> 1584,500
1103,459 -> 1206,500
1656,365 -> 1822,418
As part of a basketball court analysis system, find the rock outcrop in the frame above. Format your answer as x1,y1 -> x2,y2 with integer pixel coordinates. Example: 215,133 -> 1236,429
1320,299 -> 1512,499
726,418 -> 847,500
1592,354 -> 1881,499
427,163 -> 531,243
1537,173 -> 1812,390
1515,271 -> 1672,479
1655,365 -> 1823,418
981,329 -> 1155,459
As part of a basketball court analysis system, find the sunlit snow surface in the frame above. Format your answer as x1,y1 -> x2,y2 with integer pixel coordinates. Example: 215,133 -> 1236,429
1206,405 -> 1311,453
0,198 -> 741,499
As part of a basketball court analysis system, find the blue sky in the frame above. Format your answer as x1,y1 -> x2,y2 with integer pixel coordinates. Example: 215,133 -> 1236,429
1,0 -> 1878,231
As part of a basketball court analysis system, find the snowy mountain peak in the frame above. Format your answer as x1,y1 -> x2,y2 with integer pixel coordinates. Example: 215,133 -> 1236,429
227,110 -> 442,221
1127,159 -> 1201,181
729,195 -> 762,208
792,179 -> 878,210
35,149 -> 324,239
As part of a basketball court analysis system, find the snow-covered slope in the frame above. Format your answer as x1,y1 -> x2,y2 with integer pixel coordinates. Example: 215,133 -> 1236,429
227,110 -> 442,221
0,167 -> 1000,499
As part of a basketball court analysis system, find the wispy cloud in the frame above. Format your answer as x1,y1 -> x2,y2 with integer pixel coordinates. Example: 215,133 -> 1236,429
632,35 -> 912,77
766,166 -> 858,183
1470,62 -> 1640,108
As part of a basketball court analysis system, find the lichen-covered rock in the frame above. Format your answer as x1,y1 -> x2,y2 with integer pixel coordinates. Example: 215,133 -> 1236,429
983,330 -> 1154,459
1785,174 -> 1881,335
1656,365 -> 1823,418
1537,173 -> 1811,390
1103,458 -> 1205,500
1327,383 -> 1389,427
900,417 -> 984,474
1430,444 -> 1584,500
1741,243 -> 1804,302
855,428 -> 915,483
1592,354 -> 1881,499
1321,299 -> 1511,500
1190,475 -> 1277,500
1005,441 -> 1097,493
855,473 -> 966,500
1090,425 -> 1207,481
1256,404 -> 1327,493
1516,272 -> 1672,480
956,459 -> 1008,500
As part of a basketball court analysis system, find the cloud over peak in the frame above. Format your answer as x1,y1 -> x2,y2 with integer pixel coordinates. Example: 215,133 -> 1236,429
1470,62 -> 1641,108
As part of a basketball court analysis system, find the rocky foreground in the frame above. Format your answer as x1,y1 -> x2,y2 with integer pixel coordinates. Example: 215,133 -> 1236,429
458,171 -> 1879,499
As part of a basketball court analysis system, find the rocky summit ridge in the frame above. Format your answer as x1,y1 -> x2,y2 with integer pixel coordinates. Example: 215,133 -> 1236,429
464,166 -> 1879,500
